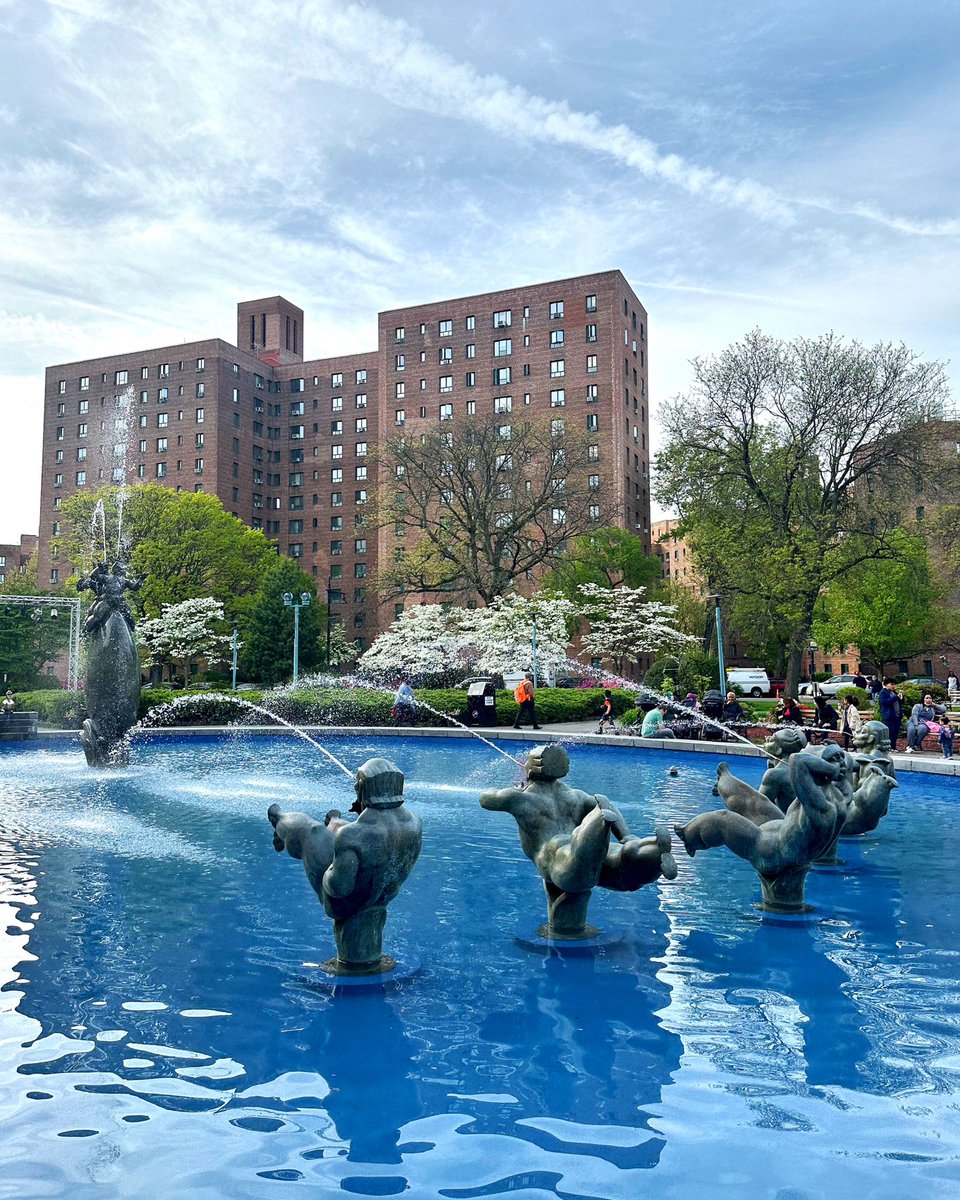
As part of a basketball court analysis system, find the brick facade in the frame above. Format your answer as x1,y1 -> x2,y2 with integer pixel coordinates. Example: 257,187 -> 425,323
37,270 -> 650,647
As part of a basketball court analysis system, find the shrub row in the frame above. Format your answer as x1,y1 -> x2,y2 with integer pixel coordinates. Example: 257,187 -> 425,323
15,684 -> 634,730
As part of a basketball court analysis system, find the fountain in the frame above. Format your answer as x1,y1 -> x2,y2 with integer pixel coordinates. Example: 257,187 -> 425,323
2,725 -> 959,1196
480,744 -> 677,939
267,756 -> 422,977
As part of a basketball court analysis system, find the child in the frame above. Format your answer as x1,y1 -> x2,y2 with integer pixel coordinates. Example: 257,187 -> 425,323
939,717 -> 954,759
596,689 -> 614,735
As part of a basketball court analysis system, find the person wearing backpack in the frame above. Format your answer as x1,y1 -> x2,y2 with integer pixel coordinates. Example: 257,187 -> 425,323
596,689 -> 614,735
512,673 -> 541,730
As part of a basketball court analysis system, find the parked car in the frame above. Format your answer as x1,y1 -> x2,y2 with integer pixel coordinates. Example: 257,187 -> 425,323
902,676 -> 949,691
797,673 -> 859,697
725,667 -> 771,698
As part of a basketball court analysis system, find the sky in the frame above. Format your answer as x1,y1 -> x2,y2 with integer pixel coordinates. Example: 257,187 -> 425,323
1,0 -> 958,543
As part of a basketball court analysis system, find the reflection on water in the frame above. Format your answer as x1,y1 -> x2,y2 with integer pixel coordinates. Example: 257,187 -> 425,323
0,736 -> 959,1198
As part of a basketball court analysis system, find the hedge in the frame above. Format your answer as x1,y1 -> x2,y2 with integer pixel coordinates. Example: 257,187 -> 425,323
14,684 -> 635,731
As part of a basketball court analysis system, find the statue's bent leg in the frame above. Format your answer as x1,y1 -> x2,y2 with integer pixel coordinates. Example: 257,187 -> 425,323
674,810 -> 764,861
546,804 -> 616,893
542,881 -> 593,937
599,825 -> 677,891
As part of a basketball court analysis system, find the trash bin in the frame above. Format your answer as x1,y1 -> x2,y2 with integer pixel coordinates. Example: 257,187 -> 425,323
466,680 -> 498,727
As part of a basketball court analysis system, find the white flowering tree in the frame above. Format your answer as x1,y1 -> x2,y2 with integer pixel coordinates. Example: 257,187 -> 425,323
138,597 -> 233,685
358,604 -> 476,681
576,583 -> 699,677
473,594 -> 575,677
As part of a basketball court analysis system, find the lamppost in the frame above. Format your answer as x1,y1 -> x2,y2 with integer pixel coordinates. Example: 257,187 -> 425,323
531,613 -> 539,688
283,591 -> 311,685
231,625 -> 239,691
707,594 -> 726,695
808,641 -> 818,698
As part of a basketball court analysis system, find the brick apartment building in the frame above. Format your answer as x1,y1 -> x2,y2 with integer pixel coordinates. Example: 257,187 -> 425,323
651,518 -> 703,593
0,534 -> 38,587
37,271 -> 651,647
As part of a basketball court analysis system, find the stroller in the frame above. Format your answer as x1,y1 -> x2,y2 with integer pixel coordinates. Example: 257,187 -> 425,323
700,689 -> 731,742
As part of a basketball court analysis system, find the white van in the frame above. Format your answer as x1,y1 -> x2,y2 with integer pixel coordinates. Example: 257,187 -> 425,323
725,667 -> 771,697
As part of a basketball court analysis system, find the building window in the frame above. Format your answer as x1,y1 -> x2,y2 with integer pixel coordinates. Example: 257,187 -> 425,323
291,378 -> 304,392
56,426 -> 65,440
395,409 -> 405,426
550,360 -> 565,378
356,442 -> 367,456
585,324 -> 598,342
356,465 -> 368,480
586,355 -> 598,374
395,326 -> 405,343
194,458 -> 204,474
587,414 -> 599,431
439,403 -> 454,421
550,389 -> 565,407
158,413 -> 168,427
395,381 -> 406,400
331,396 -> 342,412
330,539 -> 343,555
493,309 -> 512,328
438,319 -> 452,337
355,417 -> 367,433
439,346 -> 453,364
588,444 -> 600,461
331,372 -> 343,389
395,354 -> 405,371
157,437 -> 168,452
465,372 -> 476,388
156,462 -> 167,478
439,375 -> 454,393
332,444 -> 343,459
589,503 -> 600,521
356,394 -> 367,408
494,395 -> 513,414
356,369 -> 367,385
196,358 -> 205,372
79,376 -> 89,391
585,294 -> 597,313
465,343 -> 476,359
551,508 -> 565,525
493,339 -> 512,357
158,387 -> 168,401
196,432 -> 205,448
586,383 -> 599,402
55,449 -> 63,463
550,300 -> 564,319
114,370 -> 127,385
493,367 -> 511,386
551,419 -> 565,437
355,538 -> 367,553
588,474 -> 600,490
196,382 -> 205,398
548,330 -> 564,348
331,468 -> 343,483
76,470 -> 86,485
355,563 -> 367,578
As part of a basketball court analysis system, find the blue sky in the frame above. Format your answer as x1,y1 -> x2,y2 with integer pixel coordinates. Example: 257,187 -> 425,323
1,0 -> 958,542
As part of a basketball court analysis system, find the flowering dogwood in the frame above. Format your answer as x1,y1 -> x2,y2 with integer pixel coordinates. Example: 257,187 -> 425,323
576,583 -> 698,674
473,594 -> 575,675
138,597 -> 232,684
358,604 -> 475,680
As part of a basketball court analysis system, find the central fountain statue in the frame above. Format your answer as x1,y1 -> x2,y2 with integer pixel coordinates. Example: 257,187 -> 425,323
479,744 -> 677,939
76,558 -> 141,767
268,757 -> 422,976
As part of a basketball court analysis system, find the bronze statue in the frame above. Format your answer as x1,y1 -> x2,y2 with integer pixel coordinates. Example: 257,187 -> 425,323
479,744 -> 676,938
269,757 -> 422,975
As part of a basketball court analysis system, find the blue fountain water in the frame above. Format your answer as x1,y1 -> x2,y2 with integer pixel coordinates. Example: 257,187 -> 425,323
1,735 -> 959,1198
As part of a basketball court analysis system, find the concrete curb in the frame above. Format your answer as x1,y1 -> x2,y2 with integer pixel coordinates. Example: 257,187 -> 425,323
24,723 -> 960,777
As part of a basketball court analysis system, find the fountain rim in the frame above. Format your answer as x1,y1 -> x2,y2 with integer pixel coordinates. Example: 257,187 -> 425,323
8,725 -> 960,776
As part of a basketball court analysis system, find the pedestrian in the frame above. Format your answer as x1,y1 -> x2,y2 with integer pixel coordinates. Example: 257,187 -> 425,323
905,692 -> 946,753
392,677 -> 417,726
596,689 -> 614,734
853,667 -> 868,690
838,694 -> 862,750
938,716 -> 954,759
680,692 -> 699,710
512,672 -> 541,731
878,679 -> 903,751
811,694 -> 839,744
641,703 -> 676,739
866,675 -> 883,703
949,673 -> 958,695
722,691 -> 745,724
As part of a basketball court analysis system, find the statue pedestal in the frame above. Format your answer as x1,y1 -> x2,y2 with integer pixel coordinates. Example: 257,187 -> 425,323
758,867 -> 810,914
300,956 -> 421,992
515,926 -> 625,954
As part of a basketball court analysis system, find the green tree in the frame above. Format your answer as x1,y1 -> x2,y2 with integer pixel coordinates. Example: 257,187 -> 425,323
812,532 -> 946,675
240,559 -> 329,686
656,329 -> 950,696
542,529 -> 660,599
60,485 -> 278,627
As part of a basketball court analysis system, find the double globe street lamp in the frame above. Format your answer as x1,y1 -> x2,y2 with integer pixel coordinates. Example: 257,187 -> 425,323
283,591 -> 311,685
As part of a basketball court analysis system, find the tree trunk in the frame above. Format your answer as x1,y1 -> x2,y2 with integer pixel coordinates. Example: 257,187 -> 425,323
784,643 -> 804,699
